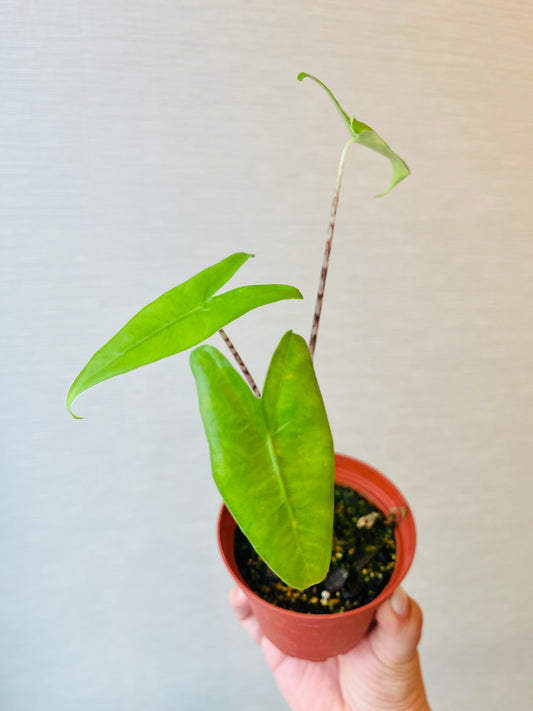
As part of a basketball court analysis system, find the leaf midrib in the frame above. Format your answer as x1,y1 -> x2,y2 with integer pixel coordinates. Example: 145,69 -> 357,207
100,302 -> 204,369
84,287 -> 228,386
86,285 -> 296,382
263,424 -> 312,579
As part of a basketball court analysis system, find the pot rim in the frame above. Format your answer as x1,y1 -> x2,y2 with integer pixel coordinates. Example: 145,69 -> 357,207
217,452 -> 416,620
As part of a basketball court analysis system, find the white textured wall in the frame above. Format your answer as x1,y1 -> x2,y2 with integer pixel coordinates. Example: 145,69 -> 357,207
2,1 -> 532,709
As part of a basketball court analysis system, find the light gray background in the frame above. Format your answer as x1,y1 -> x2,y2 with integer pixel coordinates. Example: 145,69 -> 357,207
2,1 -> 532,709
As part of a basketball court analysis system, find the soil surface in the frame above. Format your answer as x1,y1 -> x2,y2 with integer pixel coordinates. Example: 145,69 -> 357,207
234,485 -> 397,614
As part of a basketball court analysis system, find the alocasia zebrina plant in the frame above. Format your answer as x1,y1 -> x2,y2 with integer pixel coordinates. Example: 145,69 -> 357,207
67,74 -> 409,589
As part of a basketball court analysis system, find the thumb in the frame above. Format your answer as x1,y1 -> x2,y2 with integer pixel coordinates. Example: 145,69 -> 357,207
229,586 -> 265,646
369,587 -> 424,666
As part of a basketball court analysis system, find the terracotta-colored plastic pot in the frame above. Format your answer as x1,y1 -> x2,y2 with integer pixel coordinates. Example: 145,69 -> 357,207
218,452 -> 416,661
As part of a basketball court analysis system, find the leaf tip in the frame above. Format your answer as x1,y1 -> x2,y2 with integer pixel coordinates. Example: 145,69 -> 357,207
189,343 -> 212,370
66,402 -> 84,420
374,162 -> 411,198
65,379 -> 78,418
66,382 -> 85,419
297,72 -> 308,82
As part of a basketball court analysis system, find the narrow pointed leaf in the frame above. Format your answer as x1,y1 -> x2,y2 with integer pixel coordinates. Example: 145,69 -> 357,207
297,71 -> 352,133
190,331 -> 334,588
67,253 -> 302,417
298,72 -> 410,195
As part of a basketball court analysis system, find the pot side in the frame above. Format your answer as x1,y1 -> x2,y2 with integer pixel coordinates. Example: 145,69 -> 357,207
217,452 -> 416,661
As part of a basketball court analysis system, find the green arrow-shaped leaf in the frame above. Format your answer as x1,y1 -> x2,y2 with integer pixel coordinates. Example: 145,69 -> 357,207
190,331 -> 334,588
67,253 -> 303,417
298,72 -> 410,196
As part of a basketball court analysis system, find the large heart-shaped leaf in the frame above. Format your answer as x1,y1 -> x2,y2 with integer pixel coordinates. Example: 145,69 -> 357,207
67,253 -> 302,417
190,331 -> 335,588
298,72 -> 410,196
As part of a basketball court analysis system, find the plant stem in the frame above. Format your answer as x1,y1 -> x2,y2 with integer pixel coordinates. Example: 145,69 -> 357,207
309,137 -> 356,358
219,328 -> 261,398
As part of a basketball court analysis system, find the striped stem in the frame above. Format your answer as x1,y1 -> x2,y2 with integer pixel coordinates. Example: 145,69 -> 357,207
309,137 -> 355,358
219,328 -> 261,398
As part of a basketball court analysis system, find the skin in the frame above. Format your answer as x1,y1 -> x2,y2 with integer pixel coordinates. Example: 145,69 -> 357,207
230,586 -> 431,711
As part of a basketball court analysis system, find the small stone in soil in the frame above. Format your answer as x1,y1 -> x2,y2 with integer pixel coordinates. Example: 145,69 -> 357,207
324,566 -> 349,593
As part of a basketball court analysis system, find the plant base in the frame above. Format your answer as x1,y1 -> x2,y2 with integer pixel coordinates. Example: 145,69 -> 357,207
234,484 -> 397,614
218,453 -> 416,661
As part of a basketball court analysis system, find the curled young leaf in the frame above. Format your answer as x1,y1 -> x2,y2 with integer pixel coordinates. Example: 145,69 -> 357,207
67,253 -> 302,417
298,72 -> 410,196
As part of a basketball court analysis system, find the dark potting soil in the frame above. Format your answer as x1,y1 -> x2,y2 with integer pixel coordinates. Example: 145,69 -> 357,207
234,485 -> 397,614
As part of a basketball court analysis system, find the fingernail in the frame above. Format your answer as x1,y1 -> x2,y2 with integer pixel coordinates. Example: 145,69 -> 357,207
391,587 -> 409,617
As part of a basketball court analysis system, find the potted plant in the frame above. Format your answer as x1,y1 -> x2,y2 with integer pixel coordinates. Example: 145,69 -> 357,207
67,73 -> 415,661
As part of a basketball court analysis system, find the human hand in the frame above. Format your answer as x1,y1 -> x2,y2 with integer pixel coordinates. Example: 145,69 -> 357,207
230,586 -> 431,711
